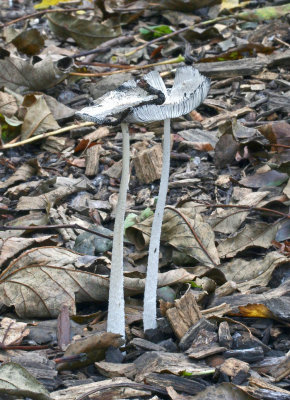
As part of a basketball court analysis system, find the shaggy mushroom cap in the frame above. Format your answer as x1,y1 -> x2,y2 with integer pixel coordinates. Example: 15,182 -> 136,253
75,66 -> 210,125
127,66 -> 210,123
75,78 -> 161,125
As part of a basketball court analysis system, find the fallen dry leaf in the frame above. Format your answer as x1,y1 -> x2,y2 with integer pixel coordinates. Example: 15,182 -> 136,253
0,362 -> 50,400
0,246 -> 195,318
0,51 -> 73,92
218,251 -> 288,293
0,317 -> 29,346
126,206 -> 220,267
57,331 -> 124,370
217,222 -> 280,258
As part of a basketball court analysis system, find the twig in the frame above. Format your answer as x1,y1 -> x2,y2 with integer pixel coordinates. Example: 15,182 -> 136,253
73,35 -> 135,60
190,200 -> 290,220
0,223 -> 113,240
75,61 -> 132,69
69,55 -> 185,77
0,7 -> 94,28
0,121 -> 94,150
165,205 -> 218,267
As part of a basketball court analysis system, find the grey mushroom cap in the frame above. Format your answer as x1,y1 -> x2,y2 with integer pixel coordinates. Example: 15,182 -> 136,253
75,79 -> 157,125
75,66 -> 210,125
125,66 -> 210,123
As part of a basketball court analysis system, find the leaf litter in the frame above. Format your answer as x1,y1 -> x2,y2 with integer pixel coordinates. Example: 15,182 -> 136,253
0,0 -> 290,399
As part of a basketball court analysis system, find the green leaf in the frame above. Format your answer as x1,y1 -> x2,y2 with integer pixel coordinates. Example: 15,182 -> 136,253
181,370 -> 193,376
124,213 -> 138,232
238,4 -> 290,21
0,114 -> 22,143
140,25 -> 174,40
139,207 -> 154,221
189,281 -> 203,289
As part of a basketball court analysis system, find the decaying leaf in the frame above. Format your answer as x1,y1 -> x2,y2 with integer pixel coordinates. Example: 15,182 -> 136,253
47,13 -> 122,49
134,351 -> 215,382
208,191 -> 269,234
58,331 -> 124,370
126,206 -> 220,267
11,28 -> 45,56
0,246 -> 195,318
0,235 -> 56,269
0,362 -> 50,400
217,222 -> 280,258
218,251 -> 289,293
50,378 -> 150,400
0,317 -> 30,346
0,162 -> 36,190
16,177 -> 89,210
0,50 -> 73,92
0,91 -> 18,117
239,170 -> 288,189
20,93 -> 60,140
157,0 -> 218,12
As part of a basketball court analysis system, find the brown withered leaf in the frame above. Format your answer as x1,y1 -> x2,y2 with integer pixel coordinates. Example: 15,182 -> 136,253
0,162 -> 36,190
57,331 -> 124,370
0,50 -> 73,92
217,222 -> 280,258
12,28 -> 45,56
20,94 -> 60,140
0,235 -> 57,269
258,121 -> 290,152
0,362 -> 50,400
16,177 -> 88,210
218,251 -> 288,293
134,351 -> 214,382
207,191 -> 269,234
0,317 -> 30,346
50,378 -> 150,400
0,91 -> 18,117
126,206 -> 219,267
239,170 -> 288,189
0,246 -> 195,318
47,13 -> 122,49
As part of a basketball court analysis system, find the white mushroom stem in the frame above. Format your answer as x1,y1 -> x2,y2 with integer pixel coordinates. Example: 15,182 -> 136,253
143,118 -> 171,331
107,122 -> 130,338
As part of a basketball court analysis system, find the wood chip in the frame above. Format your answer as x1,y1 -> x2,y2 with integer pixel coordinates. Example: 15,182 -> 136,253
166,290 -> 202,340
85,144 -> 102,176
133,144 -> 163,184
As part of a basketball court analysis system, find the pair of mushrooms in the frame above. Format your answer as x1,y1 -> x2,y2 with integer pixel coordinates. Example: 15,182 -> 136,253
76,66 -> 210,338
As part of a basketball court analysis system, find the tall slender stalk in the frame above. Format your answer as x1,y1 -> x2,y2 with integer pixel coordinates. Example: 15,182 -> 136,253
107,122 -> 130,338
143,118 -> 171,331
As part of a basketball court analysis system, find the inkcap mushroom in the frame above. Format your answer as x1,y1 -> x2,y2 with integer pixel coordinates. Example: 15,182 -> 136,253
75,77 -> 165,338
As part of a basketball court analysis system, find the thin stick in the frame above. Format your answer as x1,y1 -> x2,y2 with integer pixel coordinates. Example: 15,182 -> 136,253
190,200 -> 290,219
143,118 -> 171,331
0,122 -> 94,150
107,122 -> 130,338
69,55 -> 185,77
0,224 -> 113,240
0,7 -> 94,28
